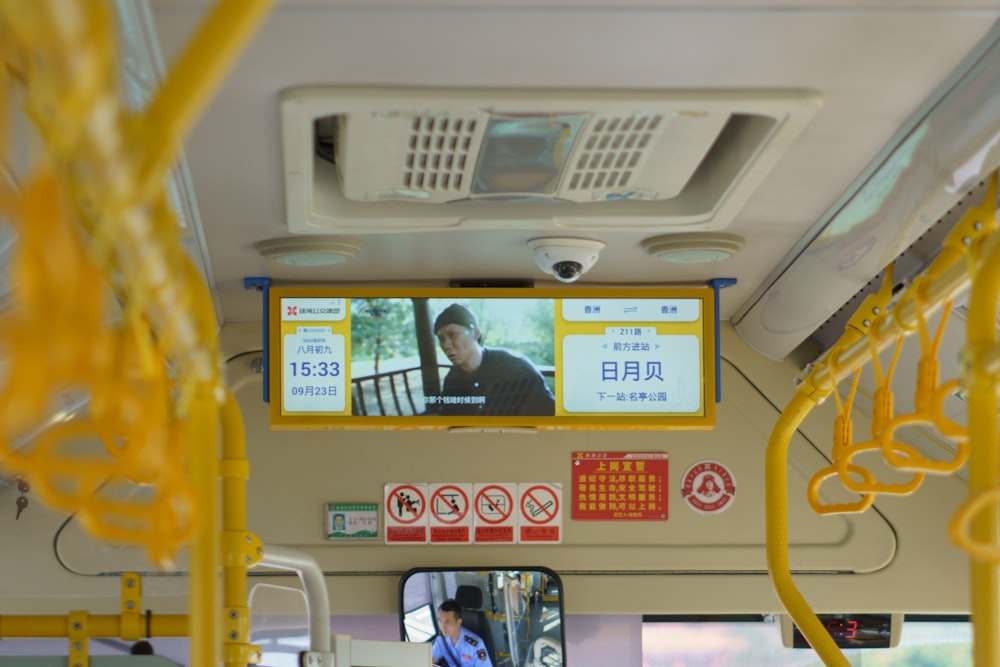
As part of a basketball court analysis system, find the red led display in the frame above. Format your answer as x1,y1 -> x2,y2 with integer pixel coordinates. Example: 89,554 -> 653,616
791,614 -> 892,649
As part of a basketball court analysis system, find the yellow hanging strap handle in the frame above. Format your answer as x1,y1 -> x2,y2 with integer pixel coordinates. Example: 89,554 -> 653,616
952,485 -> 1000,563
0,167 -> 109,437
879,296 -> 968,473
915,170 -> 997,455
1,2 -> 273,667
0,168 -> 197,564
836,335 -> 925,495
925,302 -> 968,442
0,3 -> 209,569
919,172 -> 998,444
807,361 -> 876,515
813,262 -> 924,496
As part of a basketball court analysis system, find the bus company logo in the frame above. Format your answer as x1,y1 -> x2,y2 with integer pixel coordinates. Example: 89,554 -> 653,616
284,302 -> 343,319
681,460 -> 735,515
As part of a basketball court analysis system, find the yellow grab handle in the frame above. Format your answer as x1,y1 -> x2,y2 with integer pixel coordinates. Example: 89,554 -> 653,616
931,378 -> 969,441
807,466 -> 876,515
951,486 -> 1000,563
878,414 -> 968,474
835,441 -> 925,495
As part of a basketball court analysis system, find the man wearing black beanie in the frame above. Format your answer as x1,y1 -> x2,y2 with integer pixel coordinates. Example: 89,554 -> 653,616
432,304 -> 554,416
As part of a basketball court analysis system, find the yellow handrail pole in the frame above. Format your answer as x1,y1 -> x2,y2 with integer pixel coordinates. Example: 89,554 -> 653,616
981,333 -> 1000,373
138,0 -> 274,197
766,390 -> 850,666
767,211 -> 986,664
963,232 -> 1000,666
189,385 -> 221,667
220,387 -> 259,667
783,189 -> 995,665
0,614 -> 188,638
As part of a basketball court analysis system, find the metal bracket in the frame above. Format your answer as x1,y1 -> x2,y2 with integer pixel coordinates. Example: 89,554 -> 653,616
120,572 -> 142,641
300,651 -> 336,667
223,530 -> 264,568
845,263 -> 894,341
67,610 -> 88,667
244,277 -> 272,404
710,278 -> 738,403
223,605 -> 253,664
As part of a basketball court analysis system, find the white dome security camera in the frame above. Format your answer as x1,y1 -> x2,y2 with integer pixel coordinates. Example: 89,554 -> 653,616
528,238 -> 605,283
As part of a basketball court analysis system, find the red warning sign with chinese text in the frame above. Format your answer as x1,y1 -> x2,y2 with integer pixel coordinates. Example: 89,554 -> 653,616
571,452 -> 668,520
384,483 -> 428,543
474,483 -> 517,544
429,483 -> 473,544
518,483 -> 562,543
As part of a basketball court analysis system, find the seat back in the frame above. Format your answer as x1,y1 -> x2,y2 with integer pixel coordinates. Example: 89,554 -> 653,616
455,584 -> 495,662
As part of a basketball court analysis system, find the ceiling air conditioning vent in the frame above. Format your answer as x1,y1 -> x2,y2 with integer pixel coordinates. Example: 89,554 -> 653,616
283,87 -> 820,233
400,115 -> 478,196
565,113 -> 663,196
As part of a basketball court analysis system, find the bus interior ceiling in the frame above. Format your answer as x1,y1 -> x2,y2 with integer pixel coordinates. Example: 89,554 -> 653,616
2,0 -> 1000,665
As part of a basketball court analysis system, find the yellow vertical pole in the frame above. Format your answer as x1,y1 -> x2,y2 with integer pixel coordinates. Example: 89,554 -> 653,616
765,392 -> 851,667
134,2 -> 272,662
964,233 -> 1000,667
221,388 -> 257,667
139,0 -> 275,196
188,385 -> 221,667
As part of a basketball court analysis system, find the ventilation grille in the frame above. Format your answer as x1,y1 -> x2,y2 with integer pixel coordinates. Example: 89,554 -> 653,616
288,86 -> 820,222
566,114 -> 664,192
402,115 -> 478,192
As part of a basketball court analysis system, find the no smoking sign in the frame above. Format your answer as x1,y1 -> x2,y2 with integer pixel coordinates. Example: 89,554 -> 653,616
518,483 -> 562,543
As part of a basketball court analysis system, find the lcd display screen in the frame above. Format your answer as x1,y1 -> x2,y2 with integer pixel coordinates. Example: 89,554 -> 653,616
268,287 -> 715,429
791,614 -> 894,649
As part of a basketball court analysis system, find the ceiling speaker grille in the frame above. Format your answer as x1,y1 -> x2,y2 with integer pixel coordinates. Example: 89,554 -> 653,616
402,115 -> 478,192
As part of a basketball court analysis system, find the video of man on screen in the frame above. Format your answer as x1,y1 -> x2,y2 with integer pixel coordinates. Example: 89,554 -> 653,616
350,298 -> 555,417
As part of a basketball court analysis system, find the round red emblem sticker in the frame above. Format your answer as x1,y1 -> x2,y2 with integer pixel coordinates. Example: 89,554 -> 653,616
682,460 -> 736,514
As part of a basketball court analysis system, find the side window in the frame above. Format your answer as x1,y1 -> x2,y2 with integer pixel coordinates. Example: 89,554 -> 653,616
403,602 -> 437,642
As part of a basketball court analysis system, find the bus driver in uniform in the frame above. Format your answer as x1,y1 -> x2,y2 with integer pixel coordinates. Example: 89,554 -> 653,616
432,599 -> 494,667
433,303 -> 555,416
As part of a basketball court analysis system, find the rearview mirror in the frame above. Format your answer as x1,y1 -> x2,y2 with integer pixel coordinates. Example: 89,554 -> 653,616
399,567 -> 565,667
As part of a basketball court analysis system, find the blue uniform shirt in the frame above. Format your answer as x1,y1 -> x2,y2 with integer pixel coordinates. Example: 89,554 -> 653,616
431,626 -> 493,667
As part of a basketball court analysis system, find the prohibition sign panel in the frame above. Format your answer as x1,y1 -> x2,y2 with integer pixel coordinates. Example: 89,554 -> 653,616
518,483 -> 562,543
384,483 -> 428,544
474,483 -> 517,544
430,483 -> 472,544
